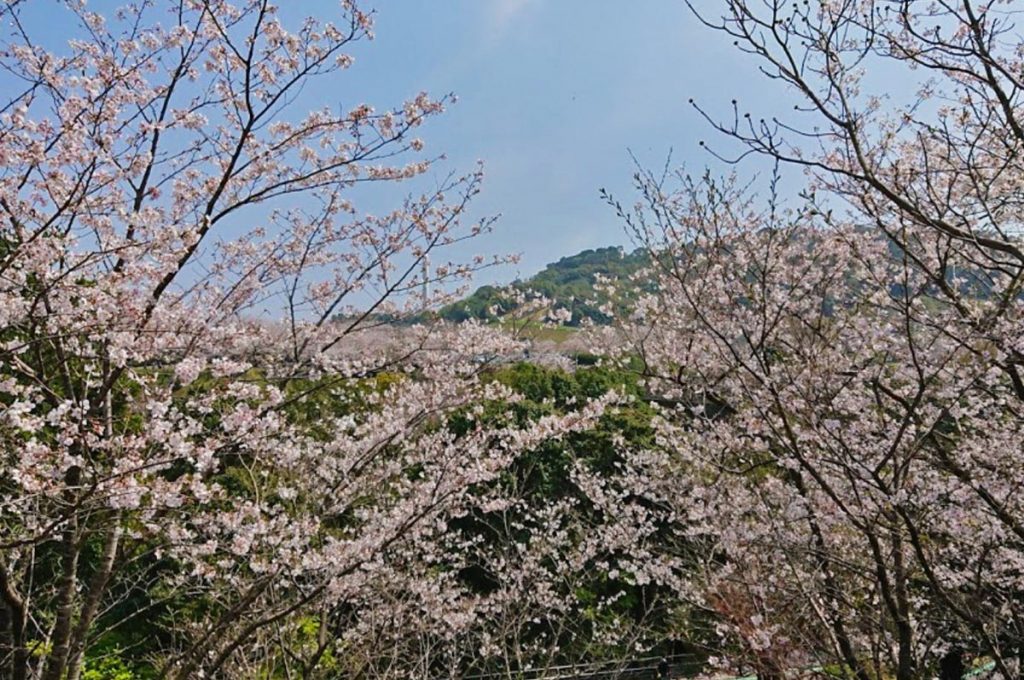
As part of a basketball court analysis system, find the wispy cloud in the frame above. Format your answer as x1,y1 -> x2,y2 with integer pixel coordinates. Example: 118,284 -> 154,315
488,0 -> 538,37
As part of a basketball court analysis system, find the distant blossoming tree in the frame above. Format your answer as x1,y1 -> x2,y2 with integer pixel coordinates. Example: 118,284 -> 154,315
0,2 -> 609,679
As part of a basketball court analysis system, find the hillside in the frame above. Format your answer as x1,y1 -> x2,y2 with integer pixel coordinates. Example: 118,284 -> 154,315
439,246 -> 650,326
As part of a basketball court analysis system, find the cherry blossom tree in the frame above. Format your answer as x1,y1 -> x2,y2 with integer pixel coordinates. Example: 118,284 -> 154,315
0,2 -> 610,678
598,1 -> 1024,676
301,363 -> 676,679
604,165 -> 1023,679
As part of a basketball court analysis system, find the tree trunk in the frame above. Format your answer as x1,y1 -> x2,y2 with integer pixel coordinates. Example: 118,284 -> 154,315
0,561 -> 30,680
65,521 -> 123,680
892,535 -> 914,680
790,471 -> 871,680
41,466 -> 83,680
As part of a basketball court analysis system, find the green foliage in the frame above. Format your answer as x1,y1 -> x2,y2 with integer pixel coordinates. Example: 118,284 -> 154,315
82,655 -> 135,680
438,284 -> 516,322
81,655 -> 140,680
82,635 -> 158,680
440,246 -> 651,325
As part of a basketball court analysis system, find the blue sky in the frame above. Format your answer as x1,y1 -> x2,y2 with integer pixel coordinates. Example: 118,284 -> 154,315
338,0 -> 791,282
16,1 -> 795,284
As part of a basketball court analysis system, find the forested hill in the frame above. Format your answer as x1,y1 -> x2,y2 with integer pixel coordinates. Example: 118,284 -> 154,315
439,246 -> 650,325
